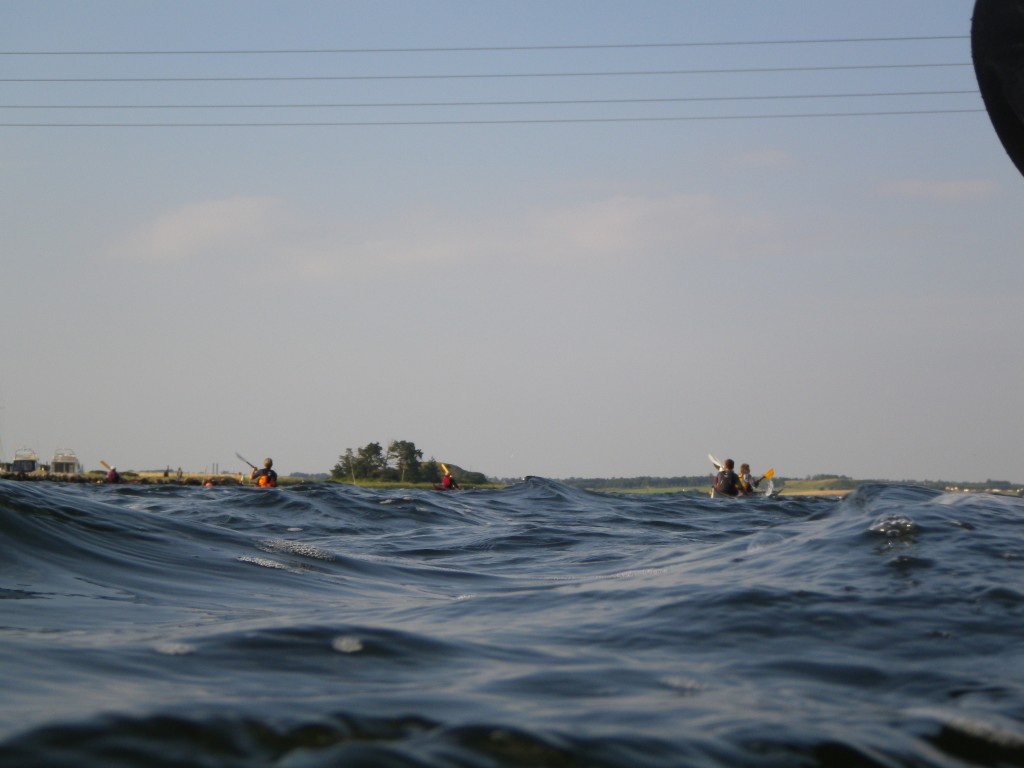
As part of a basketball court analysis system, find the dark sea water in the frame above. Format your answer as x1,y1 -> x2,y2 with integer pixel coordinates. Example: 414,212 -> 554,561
1,477 -> 1023,767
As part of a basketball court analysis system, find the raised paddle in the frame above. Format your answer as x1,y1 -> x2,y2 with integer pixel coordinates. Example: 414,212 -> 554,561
711,456 -> 773,480
100,460 -> 113,471
235,452 -> 257,470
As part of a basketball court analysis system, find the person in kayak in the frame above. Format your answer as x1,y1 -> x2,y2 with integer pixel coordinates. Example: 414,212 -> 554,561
251,458 -> 278,488
713,459 -> 741,497
441,468 -> 460,490
106,466 -> 122,484
738,463 -> 763,496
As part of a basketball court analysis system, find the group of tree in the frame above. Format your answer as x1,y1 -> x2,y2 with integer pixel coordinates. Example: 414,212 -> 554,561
331,440 -> 487,484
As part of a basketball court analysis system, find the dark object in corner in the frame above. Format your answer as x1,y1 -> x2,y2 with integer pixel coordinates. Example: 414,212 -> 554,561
972,0 -> 1024,178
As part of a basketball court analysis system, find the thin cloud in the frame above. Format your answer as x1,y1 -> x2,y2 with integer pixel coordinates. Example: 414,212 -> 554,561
533,194 -> 778,259
298,194 -> 783,276
108,197 -> 308,264
109,193 -> 782,280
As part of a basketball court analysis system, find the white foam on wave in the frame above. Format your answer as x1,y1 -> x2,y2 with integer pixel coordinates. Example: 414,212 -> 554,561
869,515 -> 917,538
331,636 -> 364,654
237,555 -> 288,570
908,707 -> 1024,748
612,568 -> 667,579
257,539 -> 335,561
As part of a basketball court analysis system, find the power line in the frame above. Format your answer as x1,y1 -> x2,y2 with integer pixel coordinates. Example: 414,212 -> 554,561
0,90 -> 978,110
0,108 -> 984,128
0,34 -> 975,128
0,62 -> 972,84
0,36 -> 968,56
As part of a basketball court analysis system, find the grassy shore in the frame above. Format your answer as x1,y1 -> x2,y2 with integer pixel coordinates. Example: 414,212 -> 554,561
115,473 -> 506,489
327,479 -> 507,491
589,485 -> 851,497
5,472 -> 1015,497
0,470 -> 505,490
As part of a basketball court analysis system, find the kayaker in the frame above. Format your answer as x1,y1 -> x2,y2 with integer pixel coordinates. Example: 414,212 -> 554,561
713,459 -> 740,497
441,468 -> 460,490
251,458 -> 278,488
106,466 -> 122,484
738,463 -> 762,496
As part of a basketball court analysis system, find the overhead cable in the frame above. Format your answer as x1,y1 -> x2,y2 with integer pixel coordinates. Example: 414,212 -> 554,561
0,62 -> 972,84
0,90 -> 979,110
0,35 -> 968,56
0,108 -> 984,128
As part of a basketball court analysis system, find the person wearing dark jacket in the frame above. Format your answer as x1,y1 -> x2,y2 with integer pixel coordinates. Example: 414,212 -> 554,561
713,458 -> 740,497
251,458 -> 278,488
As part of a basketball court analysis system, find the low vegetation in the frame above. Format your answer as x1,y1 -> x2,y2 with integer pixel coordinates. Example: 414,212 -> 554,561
565,474 -> 1023,497
4,464 -> 1020,496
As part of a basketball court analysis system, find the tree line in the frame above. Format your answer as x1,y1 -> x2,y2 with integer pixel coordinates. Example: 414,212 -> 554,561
561,476 -> 714,491
331,440 -> 487,484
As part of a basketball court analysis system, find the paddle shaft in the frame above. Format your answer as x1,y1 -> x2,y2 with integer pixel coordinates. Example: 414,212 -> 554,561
235,452 -> 257,470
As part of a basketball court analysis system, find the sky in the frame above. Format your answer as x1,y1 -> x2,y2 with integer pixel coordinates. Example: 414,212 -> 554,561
2,0 -> 1022,483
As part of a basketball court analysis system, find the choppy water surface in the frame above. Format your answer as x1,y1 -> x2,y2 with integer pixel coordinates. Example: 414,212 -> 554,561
1,478 -> 1022,767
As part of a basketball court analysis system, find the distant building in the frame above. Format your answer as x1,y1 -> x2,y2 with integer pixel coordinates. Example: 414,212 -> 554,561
51,448 -> 82,475
11,448 -> 39,474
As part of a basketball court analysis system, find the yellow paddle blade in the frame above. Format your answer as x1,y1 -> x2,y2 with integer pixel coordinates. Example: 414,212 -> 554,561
100,460 -> 112,471
441,463 -> 449,474
763,468 -> 775,479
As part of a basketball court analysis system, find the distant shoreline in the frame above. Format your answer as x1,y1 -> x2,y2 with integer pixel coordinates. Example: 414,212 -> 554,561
1,472 -> 1020,497
0,471 -> 500,490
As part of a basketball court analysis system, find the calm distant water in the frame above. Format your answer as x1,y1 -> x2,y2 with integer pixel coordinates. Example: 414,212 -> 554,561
1,477 -> 1022,767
